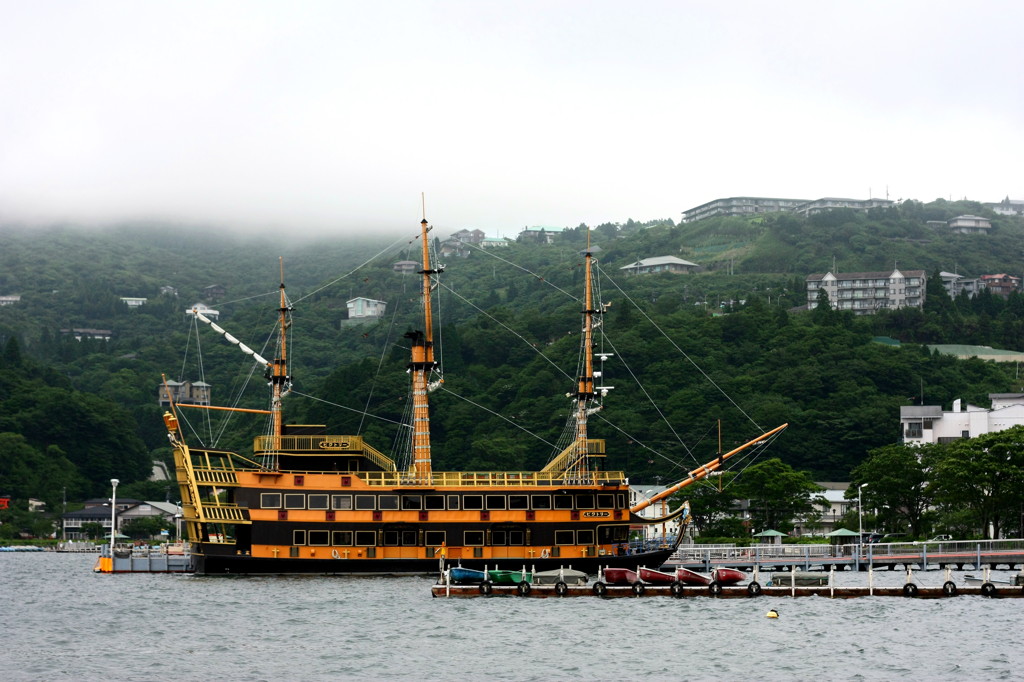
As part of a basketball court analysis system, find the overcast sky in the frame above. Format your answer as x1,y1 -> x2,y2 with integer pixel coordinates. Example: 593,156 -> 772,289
1,1 -> 1021,236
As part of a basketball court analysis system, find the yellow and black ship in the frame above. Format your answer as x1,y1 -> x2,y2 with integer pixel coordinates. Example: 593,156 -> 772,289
165,219 -> 784,575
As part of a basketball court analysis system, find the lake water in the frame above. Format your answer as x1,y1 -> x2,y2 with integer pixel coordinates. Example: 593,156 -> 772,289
3,552 -> 1022,681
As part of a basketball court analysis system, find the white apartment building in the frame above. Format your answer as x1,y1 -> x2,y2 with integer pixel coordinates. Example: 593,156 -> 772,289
900,394 -> 1024,444
806,268 -> 926,315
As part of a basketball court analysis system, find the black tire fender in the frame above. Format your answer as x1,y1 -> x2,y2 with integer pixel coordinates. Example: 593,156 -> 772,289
747,581 -> 762,597
632,581 -> 645,596
479,580 -> 493,595
942,580 -> 957,596
592,581 -> 607,596
670,581 -> 684,598
981,582 -> 997,597
709,580 -> 722,595
902,583 -> 919,597
555,581 -> 568,596
517,580 -> 531,596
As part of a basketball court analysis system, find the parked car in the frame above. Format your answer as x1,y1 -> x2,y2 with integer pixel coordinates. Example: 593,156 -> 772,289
929,534 -> 953,542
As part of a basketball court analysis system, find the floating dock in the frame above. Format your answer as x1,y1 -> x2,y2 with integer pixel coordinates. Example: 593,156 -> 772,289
431,582 -> 1023,599
93,545 -> 193,573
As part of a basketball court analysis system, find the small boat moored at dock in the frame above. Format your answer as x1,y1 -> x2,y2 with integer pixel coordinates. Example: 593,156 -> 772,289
676,566 -> 712,586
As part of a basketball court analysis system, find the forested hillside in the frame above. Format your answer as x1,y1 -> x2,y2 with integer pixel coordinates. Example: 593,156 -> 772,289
1,199 -> 1022,514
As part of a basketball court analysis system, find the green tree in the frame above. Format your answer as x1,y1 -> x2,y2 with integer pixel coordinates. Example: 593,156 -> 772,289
121,515 -> 170,540
732,458 -> 825,532
851,443 -> 934,537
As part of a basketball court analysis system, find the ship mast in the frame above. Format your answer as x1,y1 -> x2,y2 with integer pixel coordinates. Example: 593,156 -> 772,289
270,257 -> 292,439
406,218 -> 442,481
567,232 -> 601,481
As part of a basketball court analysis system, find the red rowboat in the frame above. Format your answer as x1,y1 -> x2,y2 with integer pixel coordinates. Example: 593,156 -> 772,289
603,568 -> 638,585
676,566 -> 713,586
638,567 -> 677,584
713,567 -> 746,585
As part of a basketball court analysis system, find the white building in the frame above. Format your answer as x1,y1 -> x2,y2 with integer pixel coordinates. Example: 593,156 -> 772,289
186,303 -> 219,320
806,268 -> 926,315
620,256 -> 699,275
346,297 -> 387,320
630,485 -> 685,543
900,394 -> 1024,444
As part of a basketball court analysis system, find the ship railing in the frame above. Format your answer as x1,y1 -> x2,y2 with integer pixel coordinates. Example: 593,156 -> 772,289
252,435 -> 398,472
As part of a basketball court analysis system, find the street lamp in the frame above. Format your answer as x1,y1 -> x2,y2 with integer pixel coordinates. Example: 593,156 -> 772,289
858,483 -> 868,546
109,479 -> 119,560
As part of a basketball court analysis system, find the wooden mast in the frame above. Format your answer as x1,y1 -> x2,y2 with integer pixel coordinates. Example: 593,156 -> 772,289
270,257 -> 291,440
568,232 -> 599,481
407,218 -> 442,481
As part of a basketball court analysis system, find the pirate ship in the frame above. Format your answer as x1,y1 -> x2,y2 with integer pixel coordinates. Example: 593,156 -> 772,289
165,218 -> 785,574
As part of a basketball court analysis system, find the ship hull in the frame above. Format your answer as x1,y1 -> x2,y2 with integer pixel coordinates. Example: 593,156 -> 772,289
191,547 -> 676,576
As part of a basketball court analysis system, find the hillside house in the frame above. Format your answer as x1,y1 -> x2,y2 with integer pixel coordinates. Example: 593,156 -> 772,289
185,303 -> 219,320
158,379 -> 211,407
948,215 -> 991,234
346,297 -> 387,321
620,256 -> 699,275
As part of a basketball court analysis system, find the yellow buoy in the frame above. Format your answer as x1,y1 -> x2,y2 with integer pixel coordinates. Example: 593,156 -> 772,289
766,609 -> 779,619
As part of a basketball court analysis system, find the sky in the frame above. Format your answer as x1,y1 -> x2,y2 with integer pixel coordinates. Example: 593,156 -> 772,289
1,1 -> 1021,237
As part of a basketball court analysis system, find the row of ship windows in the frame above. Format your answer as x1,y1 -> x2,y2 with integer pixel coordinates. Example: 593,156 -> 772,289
260,492 -> 625,512
290,528 -> 596,547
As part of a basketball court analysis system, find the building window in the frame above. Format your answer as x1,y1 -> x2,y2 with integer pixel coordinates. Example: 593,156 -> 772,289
355,531 -> 376,546
905,422 -> 923,438
425,495 -> 446,510
485,495 -> 507,510
355,495 -> 376,510
597,494 -> 615,509
553,494 -> 574,510
378,495 -> 399,510
446,495 -> 460,510
531,495 -> 552,510
401,495 -> 422,510
425,531 -> 446,546
577,529 -> 595,545
575,494 -> 595,509
508,495 -> 529,510
463,495 -> 484,511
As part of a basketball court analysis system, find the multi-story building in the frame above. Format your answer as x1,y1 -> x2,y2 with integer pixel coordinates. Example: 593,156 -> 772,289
806,268 -> 926,315
346,297 -> 387,321
681,196 -> 808,223
158,380 -> 211,407
900,394 -> 1024,445
790,197 -> 894,216
947,215 -> 991,234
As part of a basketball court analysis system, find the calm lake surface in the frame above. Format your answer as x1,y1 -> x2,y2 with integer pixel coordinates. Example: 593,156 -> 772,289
3,552 -> 1022,681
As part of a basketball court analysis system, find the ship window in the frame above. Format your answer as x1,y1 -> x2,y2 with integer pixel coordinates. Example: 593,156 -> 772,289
332,495 -> 353,510
401,495 -> 422,510
260,493 -> 282,509
597,494 -> 614,509
485,495 -> 506,510
616,494 -> 626,508
401,531 -> 417,546
355,531 -> 376,546
577,529 -> 595,545
508,495 -> 529,510
284,494 -> 306,509
378,495 -> 399,510
508,530 -> 524,545
554,530 -> 575,545
332,531 -> 353,546
531,495 -> 551,510
492,530 -> 506,545
463,495 -> 484,511
308,530 -> 330,546
425,531 -> 446,546
355,495 -> 376,510
384,531 -> 399,546
293,530 -> 307,545
464,530 -> 485,546
575,494 -> 595,509
553,494 -> 574,510
307,494 -> 329,510
446,495 -> 460,510
425,495 -> 446,510
599,525 -> 629,543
